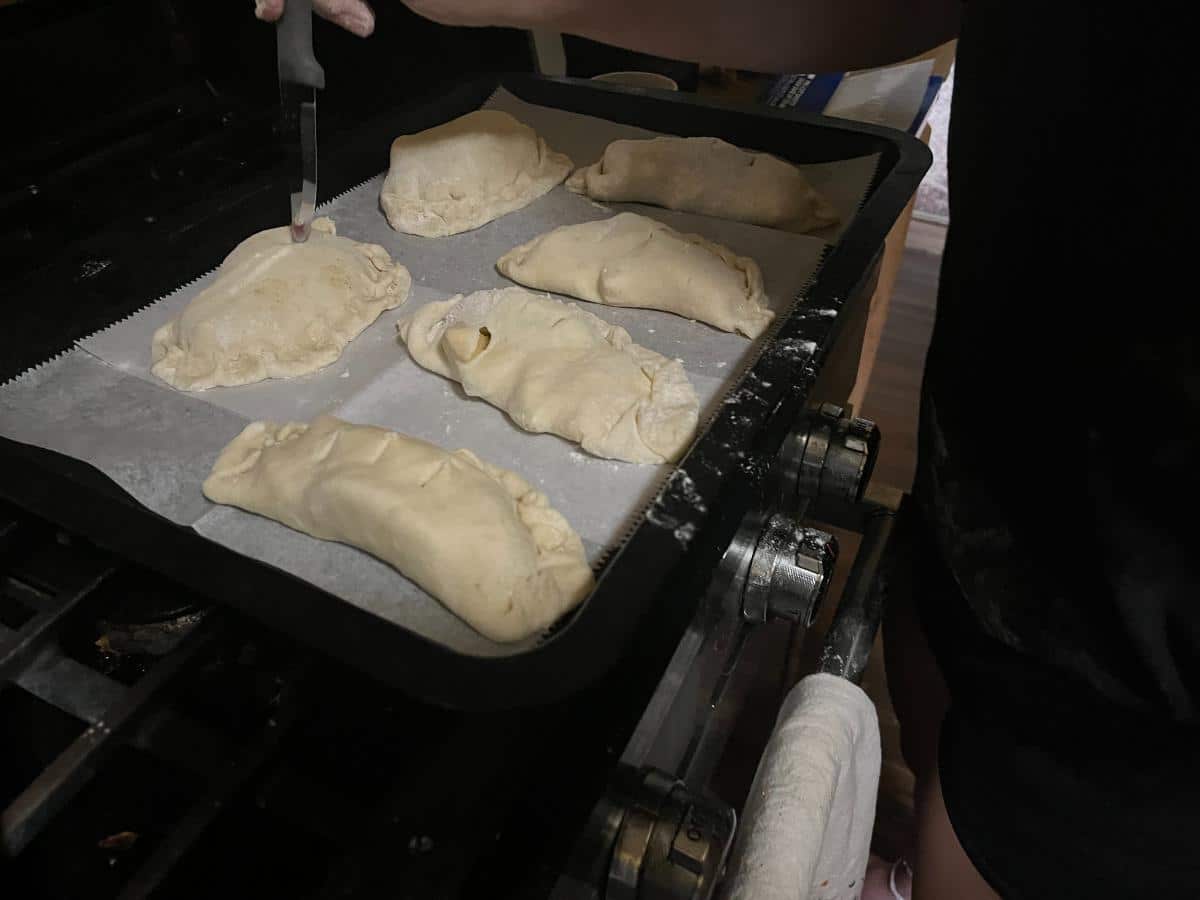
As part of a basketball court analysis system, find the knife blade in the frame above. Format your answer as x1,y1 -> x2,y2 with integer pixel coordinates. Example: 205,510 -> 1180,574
277,0 -> 325,242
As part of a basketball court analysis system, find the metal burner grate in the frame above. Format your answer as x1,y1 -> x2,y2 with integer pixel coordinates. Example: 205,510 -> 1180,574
0,500 -> 612,900
0,501 -> 314,898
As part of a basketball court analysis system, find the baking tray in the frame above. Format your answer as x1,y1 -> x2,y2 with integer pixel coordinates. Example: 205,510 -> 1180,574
0,73 -> 929,708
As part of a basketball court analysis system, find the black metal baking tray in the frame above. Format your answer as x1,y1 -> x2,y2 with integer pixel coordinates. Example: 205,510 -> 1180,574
0,73 -> 929,709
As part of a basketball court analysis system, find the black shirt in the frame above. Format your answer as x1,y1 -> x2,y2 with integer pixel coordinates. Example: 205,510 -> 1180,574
915,3 -> 1200,894
921,0 -> 1199,726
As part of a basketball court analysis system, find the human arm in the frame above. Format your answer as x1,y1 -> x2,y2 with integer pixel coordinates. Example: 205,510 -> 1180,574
257,0 -> 960,72
404,0 -> 959,72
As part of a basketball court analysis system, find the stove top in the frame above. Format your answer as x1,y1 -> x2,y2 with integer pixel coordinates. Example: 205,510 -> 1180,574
2,9 -> 922,895
0,500 -> 629,898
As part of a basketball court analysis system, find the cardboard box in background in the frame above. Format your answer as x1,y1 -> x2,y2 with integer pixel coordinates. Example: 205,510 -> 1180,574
762,42 -> 956,134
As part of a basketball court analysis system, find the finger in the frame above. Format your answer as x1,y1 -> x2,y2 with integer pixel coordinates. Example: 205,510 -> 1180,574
315,0 -> 376,37
253,0 -> 285,24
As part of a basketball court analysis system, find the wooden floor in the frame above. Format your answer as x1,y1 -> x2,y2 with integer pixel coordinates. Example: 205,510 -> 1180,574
853,218 -> 943,858
858,219 -> 943,494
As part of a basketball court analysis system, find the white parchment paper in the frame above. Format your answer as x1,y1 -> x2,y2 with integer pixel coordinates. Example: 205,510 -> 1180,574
1,87 -> 879,654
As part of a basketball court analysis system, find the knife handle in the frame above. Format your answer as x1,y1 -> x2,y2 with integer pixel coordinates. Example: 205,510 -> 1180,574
277,0 -> 326,89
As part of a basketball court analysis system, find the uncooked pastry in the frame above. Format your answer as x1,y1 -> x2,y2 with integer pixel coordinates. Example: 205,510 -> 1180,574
379,110 -> 573,237
202,415 -> 593,643
397,287 -> 699,464
566,136 -> 838,233
151,217 -> 410,391
496,212 -> 774,338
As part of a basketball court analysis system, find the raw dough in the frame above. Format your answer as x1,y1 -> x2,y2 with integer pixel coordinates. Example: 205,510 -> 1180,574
397,287 -> 699,464
151,218 -> 410,391
566,136 -> 839,233
202,415 -> 593,643
380,110 -> 573,237
496,212 -> 774,339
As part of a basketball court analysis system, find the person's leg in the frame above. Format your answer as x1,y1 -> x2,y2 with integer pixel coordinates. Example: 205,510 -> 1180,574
881,561 -> 947,783
880,511 -> 998,900
911,762 -> 1000,900
880,510 -> 950,786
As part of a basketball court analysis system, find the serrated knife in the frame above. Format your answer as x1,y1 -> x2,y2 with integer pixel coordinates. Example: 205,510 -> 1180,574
277,0 -> 325,242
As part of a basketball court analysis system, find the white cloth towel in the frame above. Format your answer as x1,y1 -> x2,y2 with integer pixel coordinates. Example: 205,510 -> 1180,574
723,673 -> 881,900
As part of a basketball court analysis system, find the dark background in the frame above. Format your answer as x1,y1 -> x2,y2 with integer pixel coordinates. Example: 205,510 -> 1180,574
0,1 -> 533,281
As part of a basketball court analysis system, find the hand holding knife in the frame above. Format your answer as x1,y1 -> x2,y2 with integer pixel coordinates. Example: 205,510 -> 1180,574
256,0 -> 375,39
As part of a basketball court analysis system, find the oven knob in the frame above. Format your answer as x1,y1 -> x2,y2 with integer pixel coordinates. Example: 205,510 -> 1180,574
741,513 -> 837,626
608,769 -> 736,900
777,403 -> 879,504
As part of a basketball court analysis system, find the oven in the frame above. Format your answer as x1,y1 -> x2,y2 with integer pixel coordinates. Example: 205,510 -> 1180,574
0,4 -> 929,897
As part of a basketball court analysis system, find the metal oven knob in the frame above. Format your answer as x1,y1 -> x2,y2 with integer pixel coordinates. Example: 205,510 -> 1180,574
778,402 -> 879,505
741,513 -> 837,626
608,768 -> 736,900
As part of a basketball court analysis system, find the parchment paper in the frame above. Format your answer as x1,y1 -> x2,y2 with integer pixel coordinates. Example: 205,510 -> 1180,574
1,87 -> 879,654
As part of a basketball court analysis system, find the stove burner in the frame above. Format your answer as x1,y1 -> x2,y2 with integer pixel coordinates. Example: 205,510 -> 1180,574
88,567 -> 210,677
96,608 -> 208,658
99,567 -> 208,630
